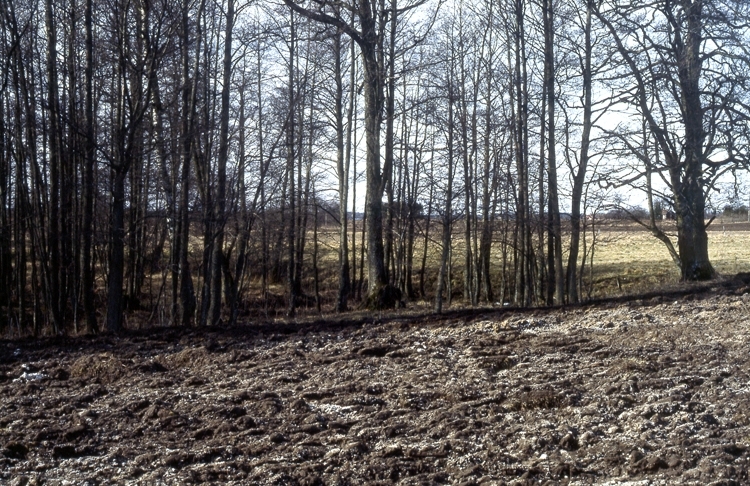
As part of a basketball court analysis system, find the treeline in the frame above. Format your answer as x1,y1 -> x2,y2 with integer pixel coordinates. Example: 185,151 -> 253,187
0,0 -> 748,335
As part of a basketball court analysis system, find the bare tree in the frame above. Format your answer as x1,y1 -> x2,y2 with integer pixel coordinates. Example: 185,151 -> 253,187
283,0 -> 436,308
594,0 -> 750,280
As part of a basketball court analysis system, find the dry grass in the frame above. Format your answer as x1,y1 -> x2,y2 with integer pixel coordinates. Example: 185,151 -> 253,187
588,221 -> 750,298
294,219 -> 750,306
157,219 -> 750,318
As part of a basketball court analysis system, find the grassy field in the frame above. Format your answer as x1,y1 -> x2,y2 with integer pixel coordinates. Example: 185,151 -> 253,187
297,219 -> 750,308
587,220 -> 750,298
179,219 -> 750,320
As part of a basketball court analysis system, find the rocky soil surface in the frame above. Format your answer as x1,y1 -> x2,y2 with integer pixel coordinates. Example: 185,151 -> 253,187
3,286 -> 750,485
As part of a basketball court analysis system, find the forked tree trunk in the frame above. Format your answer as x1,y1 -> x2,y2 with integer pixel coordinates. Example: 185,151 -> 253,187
283,0 -> 396,309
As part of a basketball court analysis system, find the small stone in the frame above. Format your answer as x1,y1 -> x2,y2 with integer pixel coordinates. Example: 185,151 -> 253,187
270,432 -> 288,443
324,448 -> 341,459
193,428 -> 213,440
10,477 -> 29,486
580,430 -> 596,446
644,455 -> 668,471
560,432 -> 579,450
629,450 -> 644,464
382,445 -> 403,457
300,424 -> 323,434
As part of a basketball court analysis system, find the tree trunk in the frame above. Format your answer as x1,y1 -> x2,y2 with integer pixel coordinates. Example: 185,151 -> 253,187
436,74 -> 455,315
420,141 -> 435,299
208,0 -> 234,326
566,1 -> 592,304
543,0 -> 564,303
383,0 -> 397,287
45,0 -> 63,333
594,0 -> 714,282
362,43 -> 389,303
106,169 -> 126,333
83,0 -> 97,332
282,0 -> 396,309
286,10 -> 297,316
177,0 -> 205,326
348,39 -> 358,302
334,27 -> 351,312
675,0 -> 713,280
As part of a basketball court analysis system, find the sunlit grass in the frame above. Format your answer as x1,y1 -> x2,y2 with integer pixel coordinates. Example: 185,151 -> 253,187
306,219 -> 750,304
174,219 -> 750,315
588,221 -> 750,298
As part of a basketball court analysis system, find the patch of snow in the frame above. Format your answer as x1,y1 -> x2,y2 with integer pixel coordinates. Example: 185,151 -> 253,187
13,372 -> 48,382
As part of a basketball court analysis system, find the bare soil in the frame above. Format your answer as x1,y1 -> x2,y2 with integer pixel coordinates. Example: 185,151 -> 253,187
3,281 -> 750,485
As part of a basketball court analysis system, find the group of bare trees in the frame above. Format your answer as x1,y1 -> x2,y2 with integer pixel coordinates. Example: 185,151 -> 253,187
0,0 -> 748,335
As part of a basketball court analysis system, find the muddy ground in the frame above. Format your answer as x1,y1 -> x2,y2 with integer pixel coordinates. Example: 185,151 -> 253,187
3,283 -> 750,485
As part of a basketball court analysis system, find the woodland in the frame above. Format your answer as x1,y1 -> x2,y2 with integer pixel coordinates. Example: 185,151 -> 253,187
0,0 -> 749,336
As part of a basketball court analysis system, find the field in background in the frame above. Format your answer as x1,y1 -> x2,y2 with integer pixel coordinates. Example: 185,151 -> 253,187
291,219 -> 750,308
589,220 -> 750,298
311,219 -> 750,307
153,218 -> 750,323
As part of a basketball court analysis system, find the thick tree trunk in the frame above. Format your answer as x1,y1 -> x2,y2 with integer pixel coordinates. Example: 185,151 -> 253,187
594,0 -> 714,282
106,169 -> 126,333
675,1 -> 713,281
362,45 -> 389,304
